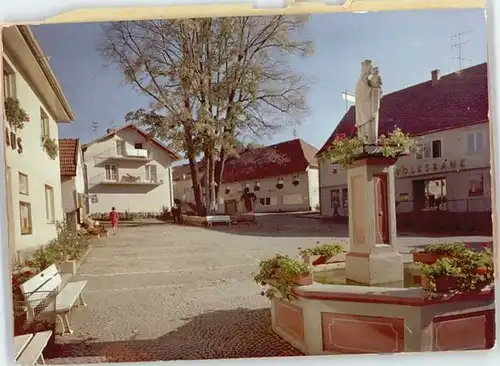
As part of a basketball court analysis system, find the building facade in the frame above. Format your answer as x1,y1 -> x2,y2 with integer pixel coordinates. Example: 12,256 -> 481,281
2,25 -> 76,259
59,138 -> 87,227
83,124 -> 180,215
174,139 -> 320,214
317,64 -> 490,218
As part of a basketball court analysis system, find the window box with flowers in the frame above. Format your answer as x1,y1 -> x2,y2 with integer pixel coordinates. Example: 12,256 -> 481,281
299,242 -> 344,266
4,97 -> 29,130
42,137 -> 59,160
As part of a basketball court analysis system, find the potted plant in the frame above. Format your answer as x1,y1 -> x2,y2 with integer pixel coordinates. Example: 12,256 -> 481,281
42,137 -> 59,160
319,127 -> 418,168
411,242 -> 468,264
253,254 -> 312,301
299,242 -> 344,266
420,257 -> 462,293
276,178 -> 284,190
5,97 -> 29,130
456,244 -> 494,292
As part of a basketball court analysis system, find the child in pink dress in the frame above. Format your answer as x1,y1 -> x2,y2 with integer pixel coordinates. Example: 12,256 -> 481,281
109,207 -> 119,235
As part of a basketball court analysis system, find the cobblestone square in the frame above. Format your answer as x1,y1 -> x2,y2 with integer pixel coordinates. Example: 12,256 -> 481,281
46,214 -> 491,363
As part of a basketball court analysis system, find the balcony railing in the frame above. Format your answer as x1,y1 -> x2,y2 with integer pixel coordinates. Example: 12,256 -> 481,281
88,173 -> 164,187
93,147 -> 151,163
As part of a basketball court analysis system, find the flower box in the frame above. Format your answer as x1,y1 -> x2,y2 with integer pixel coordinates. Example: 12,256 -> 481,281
290,272 -> 313,286
421,275 -> 459,292
412,251 -> 449,265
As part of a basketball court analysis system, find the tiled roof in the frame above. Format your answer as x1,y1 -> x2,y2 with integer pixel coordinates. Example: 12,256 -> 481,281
317,63 -> 488,156
82,123 -> 181,161
59,138 -> 79,177
172,162 -> 204,181
222,139 -> 318,183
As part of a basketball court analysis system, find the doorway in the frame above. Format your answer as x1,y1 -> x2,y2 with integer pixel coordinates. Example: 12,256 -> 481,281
412,177 -> 447,211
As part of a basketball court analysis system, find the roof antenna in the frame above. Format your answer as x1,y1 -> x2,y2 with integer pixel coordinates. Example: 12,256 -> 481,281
342,89 -> 355,112
451,30 -> 473,75
92,121 -> 98,140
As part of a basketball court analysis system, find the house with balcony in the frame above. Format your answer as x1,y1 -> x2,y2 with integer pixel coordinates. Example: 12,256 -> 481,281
2,25 -> 76,261
59,138 -> 87,227
220,139 -> 319,214
82,124 -> 181,216
316,63 -> 490,232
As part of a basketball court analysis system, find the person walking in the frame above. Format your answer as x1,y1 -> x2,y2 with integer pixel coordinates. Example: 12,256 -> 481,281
109,207 -> 119,235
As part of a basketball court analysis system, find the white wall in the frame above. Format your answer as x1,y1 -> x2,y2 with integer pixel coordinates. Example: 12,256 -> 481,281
219,171 -> 312,213
4,55 -> 64,253
84,128 -> 175,214
60,177 -> 75,213
318,123 -> 491,215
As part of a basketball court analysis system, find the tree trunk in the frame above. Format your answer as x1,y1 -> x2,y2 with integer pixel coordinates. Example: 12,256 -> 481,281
186,149 -> 204,216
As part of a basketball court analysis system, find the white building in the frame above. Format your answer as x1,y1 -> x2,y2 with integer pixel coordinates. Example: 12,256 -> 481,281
173,139 -> 320,214
317,64 -> 490,218
2,25 -> 76,261
82,124 -> 180,215
59,138 -> 87,227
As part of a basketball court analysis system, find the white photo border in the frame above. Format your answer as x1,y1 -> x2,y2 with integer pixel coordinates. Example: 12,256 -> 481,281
0,0 -> 498,365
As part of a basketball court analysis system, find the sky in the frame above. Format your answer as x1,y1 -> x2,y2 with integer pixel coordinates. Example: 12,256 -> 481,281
32,8 -> 486,160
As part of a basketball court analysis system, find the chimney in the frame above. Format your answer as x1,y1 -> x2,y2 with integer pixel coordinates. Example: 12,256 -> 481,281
107,128 -> 116,134
431,69 -> 441,86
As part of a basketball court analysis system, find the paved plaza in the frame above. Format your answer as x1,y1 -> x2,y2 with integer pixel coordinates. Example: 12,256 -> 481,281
46,214 -> 492,363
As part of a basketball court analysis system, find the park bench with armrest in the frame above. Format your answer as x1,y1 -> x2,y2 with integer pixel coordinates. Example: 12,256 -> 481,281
20,264 -> 87,336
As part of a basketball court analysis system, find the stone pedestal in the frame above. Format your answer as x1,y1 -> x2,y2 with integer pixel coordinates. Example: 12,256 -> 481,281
345,155 -> 404,285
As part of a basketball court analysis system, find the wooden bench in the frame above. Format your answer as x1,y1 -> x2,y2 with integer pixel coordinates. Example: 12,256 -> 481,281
20,264 -> 87,336
206,215 -> 231,227
14,330 -> 52,365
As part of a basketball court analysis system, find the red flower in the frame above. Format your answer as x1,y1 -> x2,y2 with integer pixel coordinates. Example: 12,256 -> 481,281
349,126 -> 358,134
23,115 -> 30,122
476,267 -> 487,275
481,243 -> 489,249
465,244 -> 471,249
336,133 -> 347,140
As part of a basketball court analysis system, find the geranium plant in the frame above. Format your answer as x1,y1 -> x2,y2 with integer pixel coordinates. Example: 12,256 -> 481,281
455,244 -> 494,292
299,243 -> 344,258
253,254 -> 312,301
420,257 -> 462,294
320,127 -> 419,168
42,138 -> 59,160
5,97 -> 29,130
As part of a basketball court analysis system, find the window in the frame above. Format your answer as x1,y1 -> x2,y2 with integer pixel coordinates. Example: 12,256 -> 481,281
466,132 -> 486,153
416,140 -> 442,159
413,178 -> 447,211
116,140 -> 125,155
3,60 -> 16,99
104,164 -> 118,181
40,108 -> 50,141
18,173 -> 28,195
134,142 -> 143,149
19,201 -> 32,235
45,185 -> 55,223
260,197 -> 271,206
283,194 -> 303,205
145,165 -> 158,182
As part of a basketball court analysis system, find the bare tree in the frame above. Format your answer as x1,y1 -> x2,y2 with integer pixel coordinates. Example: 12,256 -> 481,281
100,16 -> 313,215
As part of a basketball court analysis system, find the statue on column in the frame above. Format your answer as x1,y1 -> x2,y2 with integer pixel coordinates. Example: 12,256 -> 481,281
355,60 -> 383,145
